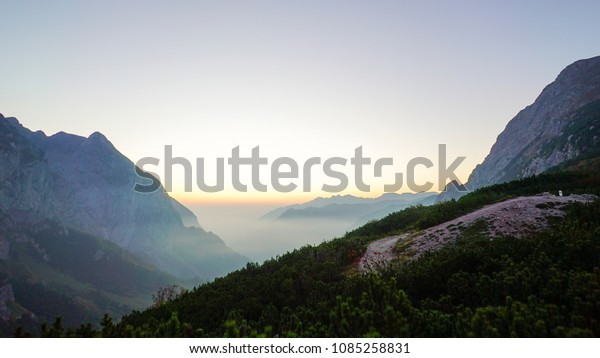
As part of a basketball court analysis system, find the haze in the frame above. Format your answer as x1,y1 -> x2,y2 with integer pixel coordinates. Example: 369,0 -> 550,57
1,1 -> 599,258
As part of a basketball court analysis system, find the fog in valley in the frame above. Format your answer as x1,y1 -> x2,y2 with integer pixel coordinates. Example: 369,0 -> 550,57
188,203 -> 354,262
188,192 -> 438,262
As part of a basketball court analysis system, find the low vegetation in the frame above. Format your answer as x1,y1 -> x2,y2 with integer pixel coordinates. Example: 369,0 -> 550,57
12,170 -> 600,337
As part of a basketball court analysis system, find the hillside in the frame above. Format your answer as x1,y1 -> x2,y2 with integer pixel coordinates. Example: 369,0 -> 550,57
359,193 -> 596,273
37,170 -> 600,337
0,114 -> 248,335
0,211 -> 177,336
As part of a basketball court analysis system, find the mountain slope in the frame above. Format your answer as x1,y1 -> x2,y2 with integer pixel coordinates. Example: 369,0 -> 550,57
0,114 -> 247,280
0,210 -> 177,335
438,56 -> 600,202
65,170 -> 600,337
359,193 -> 596,273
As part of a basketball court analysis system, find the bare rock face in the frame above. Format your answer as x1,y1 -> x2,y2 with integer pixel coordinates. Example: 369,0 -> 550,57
0,116 -> 247,280
469,56 -> 600,189
438,56 -> 600,202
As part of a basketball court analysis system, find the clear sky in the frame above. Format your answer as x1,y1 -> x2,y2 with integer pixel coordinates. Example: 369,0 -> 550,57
1,0 -> 599,204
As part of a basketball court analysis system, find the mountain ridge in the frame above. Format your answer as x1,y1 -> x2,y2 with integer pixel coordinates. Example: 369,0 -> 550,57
438,55 -> 600,202
0,114 -> 248,280
263,192 -> 437,221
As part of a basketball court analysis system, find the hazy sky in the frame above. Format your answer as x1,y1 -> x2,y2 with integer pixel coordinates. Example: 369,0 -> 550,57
2,0 -> 599,204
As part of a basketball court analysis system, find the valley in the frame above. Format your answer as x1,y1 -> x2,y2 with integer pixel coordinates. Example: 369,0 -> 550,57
1,54 -> 600,338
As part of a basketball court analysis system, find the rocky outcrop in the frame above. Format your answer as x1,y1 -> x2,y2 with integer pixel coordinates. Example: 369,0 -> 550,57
170,199 -> 202,228
438,56 -> 600,202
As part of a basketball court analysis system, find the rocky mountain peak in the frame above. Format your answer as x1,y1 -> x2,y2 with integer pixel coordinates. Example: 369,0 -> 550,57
0,114 -> 247,279
438,56 -> 600,202
473,56 -> 600,188
87,131 -> 111,145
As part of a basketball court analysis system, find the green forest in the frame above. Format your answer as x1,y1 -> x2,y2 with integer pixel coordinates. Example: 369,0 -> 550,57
14,170 -> 600,337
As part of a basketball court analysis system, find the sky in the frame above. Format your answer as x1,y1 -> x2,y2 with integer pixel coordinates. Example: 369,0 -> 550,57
1,0 -> 600,205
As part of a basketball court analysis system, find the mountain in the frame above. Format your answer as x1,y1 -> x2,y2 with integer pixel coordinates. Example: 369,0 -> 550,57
0,114 -> 249,334
351,194 -> 438,226
0,114 -> 247,280
260,194 -> 387,220
11,56 -> 600,338
170,199 -> 202,228
263,192 -> 437,223
238,192 -> 437,261
438,56 -> 600,202
277,194 -> 437,227
0,210 -> 177,335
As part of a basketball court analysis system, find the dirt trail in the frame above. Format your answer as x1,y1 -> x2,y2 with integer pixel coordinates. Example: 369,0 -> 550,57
358,234 -> 405,273
359,194 -> 596,273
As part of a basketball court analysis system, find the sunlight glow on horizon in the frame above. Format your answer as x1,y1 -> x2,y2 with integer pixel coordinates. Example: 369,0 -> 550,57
171,188 -> 441,206
2,1 -> 599,207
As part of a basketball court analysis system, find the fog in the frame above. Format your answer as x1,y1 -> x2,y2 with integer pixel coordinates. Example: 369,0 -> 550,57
188,203 -> 353,262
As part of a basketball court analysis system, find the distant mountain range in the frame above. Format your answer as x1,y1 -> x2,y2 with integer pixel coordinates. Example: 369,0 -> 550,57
264,192 -> 437,227
0,115 -> 248,333
236,192 -> 437,261
438,55 -> 600,202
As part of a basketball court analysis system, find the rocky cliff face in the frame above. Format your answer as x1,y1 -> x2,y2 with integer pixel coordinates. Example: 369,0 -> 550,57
438,56 -> 600,202
0,114 -> 246,280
